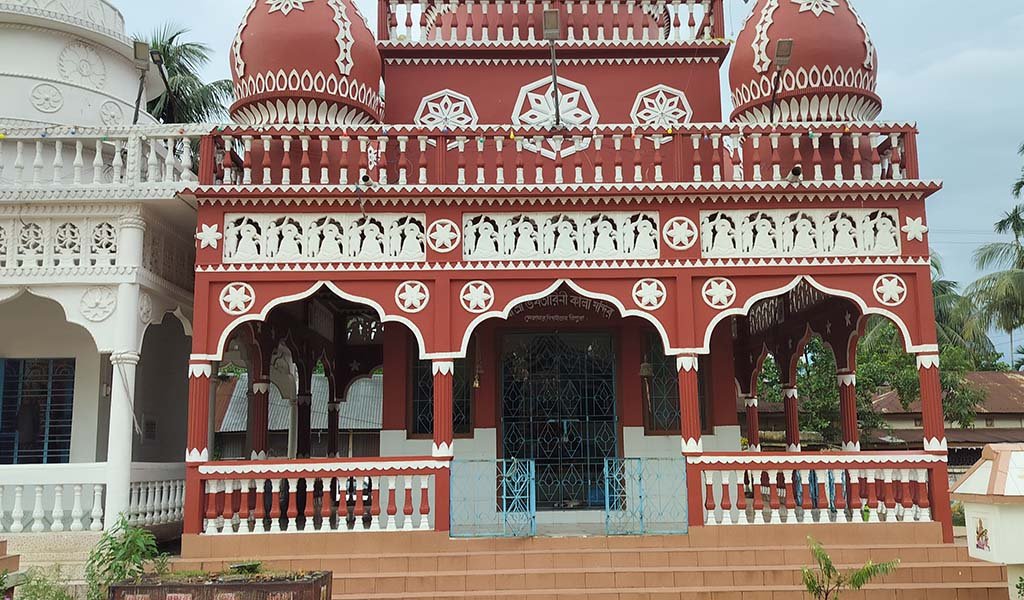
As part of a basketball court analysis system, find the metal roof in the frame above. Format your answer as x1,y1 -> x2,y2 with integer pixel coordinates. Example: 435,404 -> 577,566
218,372 -> 383,432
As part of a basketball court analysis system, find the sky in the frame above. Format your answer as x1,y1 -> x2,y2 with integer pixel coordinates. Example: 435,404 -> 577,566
116,0 -> 1024,354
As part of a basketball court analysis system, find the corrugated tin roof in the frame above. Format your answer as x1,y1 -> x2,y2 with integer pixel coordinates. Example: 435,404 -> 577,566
873,372 -> 1024,415
218,373 -> 383,433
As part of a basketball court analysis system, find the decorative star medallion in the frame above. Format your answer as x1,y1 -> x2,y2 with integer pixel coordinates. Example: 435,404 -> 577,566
632,279 -> 667,310
196,224 -> 223,249
461,281 -> 495,313
791,0 -> 840,17
220,283 -> 256,315
395,281 -> 430,313
702,278 -> 737,309
630,85 -> 693,133
427,219 -> 461,253
873,275 -> 908,306
901,216 -> 929,242
266,0 -> 312,15
349,360 -> 362,372
663,217 -> 699,251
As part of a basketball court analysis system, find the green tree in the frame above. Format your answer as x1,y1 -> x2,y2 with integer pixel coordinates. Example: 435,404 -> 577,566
1014,142 -> 1024,200
802,537 -> 899,600
969,206 -> 1024,367
142,24 -> 234,123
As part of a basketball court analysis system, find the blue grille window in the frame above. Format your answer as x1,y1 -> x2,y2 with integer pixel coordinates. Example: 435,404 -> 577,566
410,344 -> 472,436
0,358 -> 75,464
641,334 -> 709,434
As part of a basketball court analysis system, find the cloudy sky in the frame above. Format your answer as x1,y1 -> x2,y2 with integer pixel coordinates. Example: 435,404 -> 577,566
116,0 -> 1024,353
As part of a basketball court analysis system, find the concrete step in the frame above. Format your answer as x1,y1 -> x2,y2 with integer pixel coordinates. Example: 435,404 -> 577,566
0,552 -> 19,576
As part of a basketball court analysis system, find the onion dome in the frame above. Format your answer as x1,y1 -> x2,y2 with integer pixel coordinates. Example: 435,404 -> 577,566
230,0 -> 383,125
729,0 -> 881,123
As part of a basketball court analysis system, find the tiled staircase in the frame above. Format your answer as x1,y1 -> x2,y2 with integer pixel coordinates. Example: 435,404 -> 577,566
178,523 -> 1010,599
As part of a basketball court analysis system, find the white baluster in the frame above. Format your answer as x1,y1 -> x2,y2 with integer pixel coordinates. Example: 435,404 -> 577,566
632,135 -> 643,183
142,481 -> 154,525
456,136 -> 467,185
476,136 -> 485,185
769,133 -> 781,181
889,133 -> 903,180
417,136 -> 427,185
752,470 -> 766,524
514,138 -> 525,185
613,135 -> 625,183
146,138 -> 160,182
397,136 -> 408,185
181,138 -> 195,182
916,469 -> 930,521
532,136 -> 544,184
686,0 -> 696,40
111,140 -> 124,182
32,141 -> 44,185
50,484 -> 66,532
851,133 -> 863,181
300,136 -> 311,184
494,136 -> 505,185
10,485 -> 25,533
164,138 -> 177,182
378,136 -> 389,184
129,483 -> 140,526
13,141 -> 25,184
711,134 -> 722,182
896,469 -> 909,521
281,137 -> 292,186
52,140 -> 64,184
73,140 -> 85,184
868,132 -> 880,180
0,138 -> 5,184
89,484 -> 104,531
261,136 -> 273,183
92,139 -> 105,184
417,476 -> 431,531
340,136 -> 351,185
750,133 -> 762,181
593,135 -> 604,183
0,486 -> 5,532
719,472 -> 733,525
30,485 -> 46,533
158,481 -> 170,525
286,479 -> 299,532
70,484 -> 85,531
402,477 -> 414,531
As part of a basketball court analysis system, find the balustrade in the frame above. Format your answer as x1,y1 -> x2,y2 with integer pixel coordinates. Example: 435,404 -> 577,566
0,126 -> 208,191
206,122 -> 919,190
378,0 -> 722,44
193,458 -> 445,535
688,452 -> 944,526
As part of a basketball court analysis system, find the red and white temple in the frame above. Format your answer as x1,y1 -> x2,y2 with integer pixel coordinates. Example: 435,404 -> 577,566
179,0 -> 953,545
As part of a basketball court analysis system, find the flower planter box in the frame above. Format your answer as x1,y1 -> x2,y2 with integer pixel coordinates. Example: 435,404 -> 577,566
108,571 -> 331,600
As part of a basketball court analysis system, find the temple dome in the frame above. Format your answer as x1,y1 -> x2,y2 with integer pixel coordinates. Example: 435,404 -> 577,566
728,0 -> 881,123
230,0 -> 383,126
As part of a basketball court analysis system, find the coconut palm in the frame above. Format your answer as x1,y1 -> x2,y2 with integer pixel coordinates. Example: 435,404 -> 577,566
802,537 -> 899,600
1014,142 -> 1024,200
968,205 -> 1024,366
141,24 -> 234,124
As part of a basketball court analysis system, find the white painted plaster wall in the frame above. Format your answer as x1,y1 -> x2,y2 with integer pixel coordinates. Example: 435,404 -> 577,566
131,317 -> 190,462
0,293 -> 101,462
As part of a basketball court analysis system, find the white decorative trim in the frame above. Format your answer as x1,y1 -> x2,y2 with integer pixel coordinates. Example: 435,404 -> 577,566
663,217 -> 699,251
846,0 -> 877,70
747,444 -> 762,452
732,92 -> 881,125
511,75 -> 599,159
633,278 -> 667,311
702,277 -> 737,309
751,0 -> 781,73
901,217 -> 928,242
676,356 -> 699,373
690,452 -> 947,466
326,0 -> 354,76
414,89 -> 479,130
787,444 -> 802,453
196,224 -> 223,250
841,441 -> 861,452
916,354 -> 940,370
681,438 -> 703,454
80,286 -> 117,322
783,387 -> 799,399
386,56 -> 719,67
220,282 -> 257,315
837,374 -> 857,387
791,0 -> 839,17
198,458 -> 452,475
922,437 -> 947,452
250,450 -> 268,461
427,219 -> 460,253
460,281 -> 495,313
186,448 -> 210,463
266,0 -> 313,16
872,274 -> 908,307
630,84 -> 693,132
189,364 -> 213,379
231,97 -> 379,126
395,280 -> 429,313
252,383 -> 270,394
743,396 -> 758,408
432,441 -> 453,458
432,360 -> 455,376
233,0 -> 259,77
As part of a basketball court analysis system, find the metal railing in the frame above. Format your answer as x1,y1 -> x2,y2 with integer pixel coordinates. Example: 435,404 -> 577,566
450,458 -> 536,537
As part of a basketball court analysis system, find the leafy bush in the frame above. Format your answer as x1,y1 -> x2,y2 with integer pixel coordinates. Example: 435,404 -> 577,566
802,537 -> 899,600
18,566 -> 73,600
85,515 -> 165,600
1016,575 -> 1023,600
951,501 -> 966,526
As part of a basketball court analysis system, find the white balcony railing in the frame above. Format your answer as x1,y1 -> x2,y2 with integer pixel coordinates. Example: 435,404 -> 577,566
0,462 -> 185,534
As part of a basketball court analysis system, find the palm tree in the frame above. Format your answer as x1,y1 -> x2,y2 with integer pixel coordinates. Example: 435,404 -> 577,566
142,24 -> 234,123
802,537 -> 899,600
1014,142 -> 1024,200
968,206 -> 1024,367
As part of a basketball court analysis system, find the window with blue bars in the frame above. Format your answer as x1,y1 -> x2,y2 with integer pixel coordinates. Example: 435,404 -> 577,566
0,358 -> 75,464
410,342 -> 473,436
641,333 -> 709,434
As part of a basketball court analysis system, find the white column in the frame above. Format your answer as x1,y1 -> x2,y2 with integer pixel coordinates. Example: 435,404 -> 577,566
105,214 -> 145,526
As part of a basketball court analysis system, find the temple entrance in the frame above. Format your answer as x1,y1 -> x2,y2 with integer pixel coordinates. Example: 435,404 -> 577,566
500,332 -> 618,511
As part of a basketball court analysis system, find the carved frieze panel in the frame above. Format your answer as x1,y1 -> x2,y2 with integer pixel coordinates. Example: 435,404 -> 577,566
0,218 -> 117,269
222,213 -> 426,263
462,212 -> 660,261
700,208 -> 901,259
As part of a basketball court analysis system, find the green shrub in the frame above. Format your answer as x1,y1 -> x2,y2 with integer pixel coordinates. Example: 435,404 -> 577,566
18,566 -> 73,600
1016,575 -> 1023,600
951,501 -> 966,526
802,537 -> 900,600
85,515 -> 164,600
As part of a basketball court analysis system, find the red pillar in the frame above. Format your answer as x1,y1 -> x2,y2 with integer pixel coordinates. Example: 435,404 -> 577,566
185,362 -> 212,535
783,387 -> 800,452
249,379 -> 270,460
432,361 -> 455,457
918,352 -> 953,543
743,395 -> 760,452
678,355 -> 705,528
838,371 -> 860,451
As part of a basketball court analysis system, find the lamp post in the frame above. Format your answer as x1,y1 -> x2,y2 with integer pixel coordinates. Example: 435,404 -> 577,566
768,38 -> 794,123
543,9 -> 563,128
150,49 -> 176,122
132,41 -> 151,125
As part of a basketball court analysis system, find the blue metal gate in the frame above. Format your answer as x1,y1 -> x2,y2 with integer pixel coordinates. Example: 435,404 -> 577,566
604,457 -> 688,535
450,458 -> 536,537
